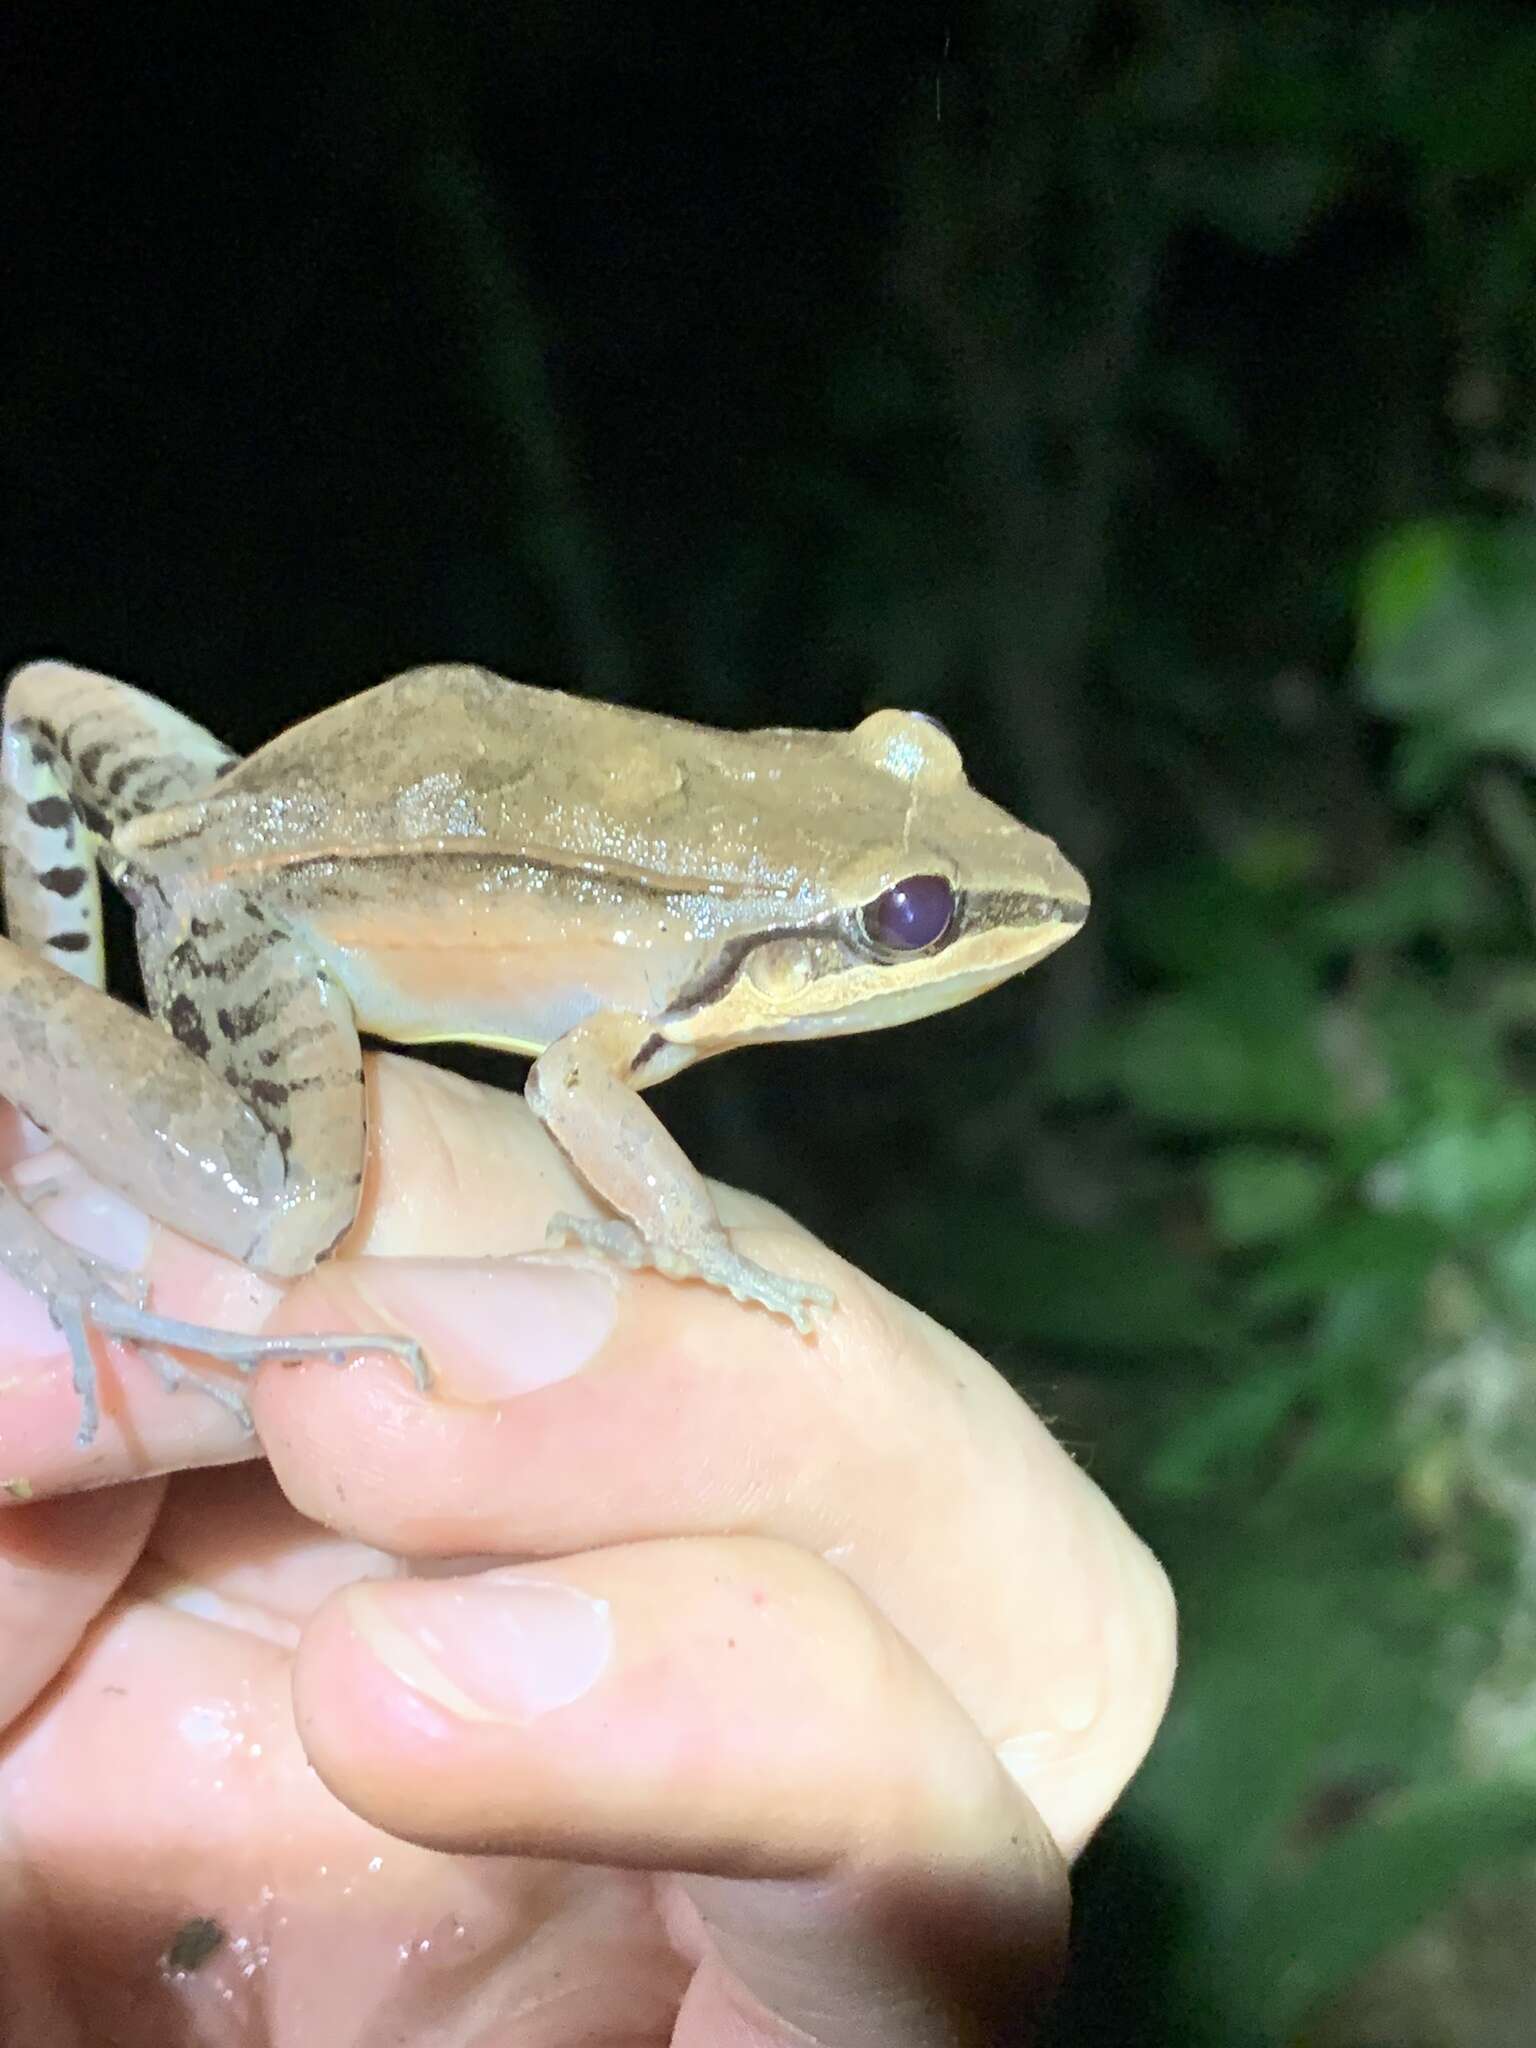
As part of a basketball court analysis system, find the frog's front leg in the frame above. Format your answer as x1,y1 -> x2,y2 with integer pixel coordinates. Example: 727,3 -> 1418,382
526,1012 -> 833,1333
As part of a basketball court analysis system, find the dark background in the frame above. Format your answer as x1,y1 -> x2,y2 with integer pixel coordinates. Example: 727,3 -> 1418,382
10,3 -> 1536,2041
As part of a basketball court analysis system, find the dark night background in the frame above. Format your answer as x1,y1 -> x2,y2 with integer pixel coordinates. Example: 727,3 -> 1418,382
12,2 -> 1536,2041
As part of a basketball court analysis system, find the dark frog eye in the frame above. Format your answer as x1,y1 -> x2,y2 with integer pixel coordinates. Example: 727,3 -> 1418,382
860,874 -> 957,954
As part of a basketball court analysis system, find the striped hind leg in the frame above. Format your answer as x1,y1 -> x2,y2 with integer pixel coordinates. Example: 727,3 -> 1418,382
0,663 -> 427,1445
1,659 -> 239,988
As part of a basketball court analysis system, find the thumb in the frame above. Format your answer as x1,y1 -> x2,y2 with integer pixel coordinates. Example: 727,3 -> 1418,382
664,1803 -> 1066,2047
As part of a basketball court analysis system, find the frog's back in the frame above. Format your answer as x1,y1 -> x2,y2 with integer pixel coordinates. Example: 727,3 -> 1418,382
125,666 -> 841,900
225,667 -> 632,814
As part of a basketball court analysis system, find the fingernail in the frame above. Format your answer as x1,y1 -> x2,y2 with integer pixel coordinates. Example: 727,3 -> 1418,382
14,1157 -> 151,1273
354,1257 -> 618,1400
346,1573 -> 612,1722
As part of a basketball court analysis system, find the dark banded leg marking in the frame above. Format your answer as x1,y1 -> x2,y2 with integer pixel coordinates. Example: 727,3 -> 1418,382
2,662 -> 235,989
1,725 -> 107,983
0,662 -> 432,1445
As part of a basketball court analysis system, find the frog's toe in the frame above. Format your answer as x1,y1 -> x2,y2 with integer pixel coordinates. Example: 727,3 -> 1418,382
140,1343 -> 256,1431
547,1212 -> 834,1334
73,1291 -> 431,1446
698,1246 -> 833,1333
546,1213 -> 657,1279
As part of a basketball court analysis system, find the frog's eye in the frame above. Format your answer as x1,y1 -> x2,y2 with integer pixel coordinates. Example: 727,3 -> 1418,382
859,874 -> 957,954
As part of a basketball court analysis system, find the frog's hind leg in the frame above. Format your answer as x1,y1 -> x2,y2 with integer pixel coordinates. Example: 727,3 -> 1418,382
0,895 -> 428,1445
0,663 -> 243,1436
0,664 -> 426,1443
1,659 -> 237,984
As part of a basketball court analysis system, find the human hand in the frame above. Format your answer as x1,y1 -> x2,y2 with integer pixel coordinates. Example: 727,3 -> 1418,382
0,1054 -> 1174,2045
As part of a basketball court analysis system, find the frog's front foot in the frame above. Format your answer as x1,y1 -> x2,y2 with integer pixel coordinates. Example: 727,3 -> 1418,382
546,1212 -> 834,1335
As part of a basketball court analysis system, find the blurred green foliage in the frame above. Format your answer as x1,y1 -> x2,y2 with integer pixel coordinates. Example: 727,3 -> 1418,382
14,0 -> 1536,2040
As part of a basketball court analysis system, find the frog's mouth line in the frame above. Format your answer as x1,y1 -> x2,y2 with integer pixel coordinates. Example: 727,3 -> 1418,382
664,888 -> 1087,1021
638,892 -> 1085,1080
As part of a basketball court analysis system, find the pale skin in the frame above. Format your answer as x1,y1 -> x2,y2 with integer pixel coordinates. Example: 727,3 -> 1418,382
0,660 -> 1087,1447
0,1056 -> 1176,2047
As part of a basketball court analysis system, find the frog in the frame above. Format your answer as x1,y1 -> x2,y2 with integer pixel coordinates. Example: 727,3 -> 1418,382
0,659 -> 1089,1446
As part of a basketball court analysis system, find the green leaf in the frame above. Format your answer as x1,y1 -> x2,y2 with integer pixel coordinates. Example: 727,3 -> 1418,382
1393,722 -> 1469,805
1207,1148 -> 1332,1247
1248,1213 -> 1443,1316
1190,148 -> 1339,256
1112,862 -> 1325,987
1317,843 -> 1497,947
1359,517 -> 1536,770
1485,1214 -> 1536,1327
1379,1102 -> 1536,1227
1308,1273 -> 1431,1379
1105,997 -> 1339,1134
1358,518 -> 1464,664
1248,1779 -> 1536,2037
1118,1520 -> 1510,2040
880,1210 -> 1235,1353
1380,17 -> 1536,179
1146,1360 -> 1312,1496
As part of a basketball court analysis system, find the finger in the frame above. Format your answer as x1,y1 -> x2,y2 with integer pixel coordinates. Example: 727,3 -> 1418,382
0,1057 -> 588,1497
0,1479 -> 162,1729
294,1534 -> 1068,2045
262,1247 -> 1173,1855
0,1146 -> 280,1492
145,1463 -> 408,1636
0,1538 -> 530,2041
664,1865 -> 1062,2048
0,1054 -> 773,1498
339,1052 -> 598,1257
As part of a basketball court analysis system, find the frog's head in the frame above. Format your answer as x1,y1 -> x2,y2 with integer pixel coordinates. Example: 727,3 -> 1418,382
656,709 -> 1089,1063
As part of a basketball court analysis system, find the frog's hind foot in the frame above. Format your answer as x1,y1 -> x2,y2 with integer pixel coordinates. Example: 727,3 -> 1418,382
546,1212 -> 834,1336
49,1293 -> 263,1445
63,1292 -> 432,1450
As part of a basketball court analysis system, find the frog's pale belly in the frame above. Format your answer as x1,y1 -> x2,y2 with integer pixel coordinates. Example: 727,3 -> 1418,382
289,877 -> 705,1055
312,932 -> 659,1052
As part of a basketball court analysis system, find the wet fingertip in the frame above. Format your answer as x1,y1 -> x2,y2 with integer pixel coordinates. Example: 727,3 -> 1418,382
342,1572 -> 614,1724
14,1167 -> 153,1276
281,1255 -> 620,1404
